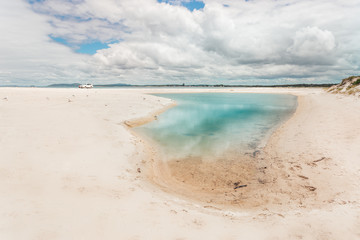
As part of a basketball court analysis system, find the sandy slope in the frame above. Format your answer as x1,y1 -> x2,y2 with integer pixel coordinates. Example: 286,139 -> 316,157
0,87 -> 359,239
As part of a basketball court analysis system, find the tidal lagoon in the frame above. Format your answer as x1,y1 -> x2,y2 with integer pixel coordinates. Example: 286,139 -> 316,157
137,93 -> 297,161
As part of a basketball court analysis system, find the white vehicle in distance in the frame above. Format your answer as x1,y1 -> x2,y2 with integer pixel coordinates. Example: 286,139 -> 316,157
78,83 -> 93,89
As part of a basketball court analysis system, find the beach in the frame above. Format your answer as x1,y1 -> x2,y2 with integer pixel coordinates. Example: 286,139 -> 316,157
1,87 -> 359,239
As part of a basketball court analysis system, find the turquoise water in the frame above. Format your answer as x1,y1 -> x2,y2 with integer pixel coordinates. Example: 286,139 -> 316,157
136,93 -> 297,160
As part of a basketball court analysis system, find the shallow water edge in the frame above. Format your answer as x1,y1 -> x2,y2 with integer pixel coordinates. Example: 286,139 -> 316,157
137,93 -> 297,161
129,92 -> 299,209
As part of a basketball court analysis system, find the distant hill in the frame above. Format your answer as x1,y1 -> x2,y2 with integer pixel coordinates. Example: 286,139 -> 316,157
46,83 -> 131,88
29,82 -> 336,89
94,83 -> 131,87
47,83 -> 81,88
328,76 -> 360,97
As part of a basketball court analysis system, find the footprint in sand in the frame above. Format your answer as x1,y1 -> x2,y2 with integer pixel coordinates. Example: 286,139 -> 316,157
192,219 -> 203,227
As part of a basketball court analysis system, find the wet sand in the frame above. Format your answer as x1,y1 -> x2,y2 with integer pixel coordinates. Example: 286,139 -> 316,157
141,91 -> 360,214
136,93 -> 297,209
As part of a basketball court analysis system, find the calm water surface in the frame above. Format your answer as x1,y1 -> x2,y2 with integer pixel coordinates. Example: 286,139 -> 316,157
136,93 -> 297,160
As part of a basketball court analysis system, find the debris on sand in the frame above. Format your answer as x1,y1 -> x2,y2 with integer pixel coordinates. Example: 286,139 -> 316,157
298,175 -> 309,180
304,185 -> 316,191
234,182 -> 247,189
252,150 -> 260,157
258,178 -> 266,184
313,157 -> 329,163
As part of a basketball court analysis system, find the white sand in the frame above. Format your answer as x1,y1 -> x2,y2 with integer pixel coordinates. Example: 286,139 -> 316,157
0,87 -> 359,239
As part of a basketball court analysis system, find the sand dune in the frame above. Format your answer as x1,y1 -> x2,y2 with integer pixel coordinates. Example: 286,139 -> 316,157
0,87 -> 359,239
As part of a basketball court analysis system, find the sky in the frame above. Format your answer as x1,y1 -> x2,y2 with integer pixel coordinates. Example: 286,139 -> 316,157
0,0 -> 360,86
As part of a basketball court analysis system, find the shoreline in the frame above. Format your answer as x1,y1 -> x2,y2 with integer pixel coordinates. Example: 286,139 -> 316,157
130,89 -> 360,213
132,92 -> 302,210
123,101 -> 177,128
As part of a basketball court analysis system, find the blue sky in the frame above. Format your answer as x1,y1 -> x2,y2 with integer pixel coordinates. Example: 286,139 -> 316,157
157,0 -> 205,11
50,0 -> 205,55
1,0 -> 360,85
77,42 -> 111,55
49,35 -> 116,55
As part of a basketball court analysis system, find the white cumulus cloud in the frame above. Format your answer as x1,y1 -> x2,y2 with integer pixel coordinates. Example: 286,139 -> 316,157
287,26 -> 336,64
1,0 -> 360,85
